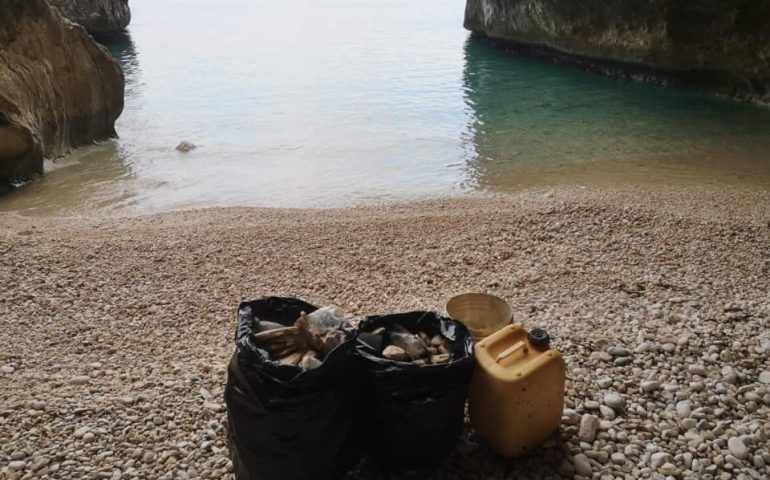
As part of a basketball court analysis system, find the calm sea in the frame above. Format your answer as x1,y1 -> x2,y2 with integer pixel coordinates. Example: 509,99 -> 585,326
3,0 -> 770,214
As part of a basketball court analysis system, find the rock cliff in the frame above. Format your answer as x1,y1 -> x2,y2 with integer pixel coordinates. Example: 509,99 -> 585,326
49,0 -> 131,37
464,0 -> 770,103
0,0 -> 124,184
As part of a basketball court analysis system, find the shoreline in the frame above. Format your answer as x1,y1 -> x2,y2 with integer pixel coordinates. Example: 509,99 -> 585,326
2,186 -> 769,478
2,183 -> 770,225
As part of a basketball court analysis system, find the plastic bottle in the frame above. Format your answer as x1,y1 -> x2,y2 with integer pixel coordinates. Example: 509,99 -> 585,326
469,325 -> 565,457
306,305 -> 346,333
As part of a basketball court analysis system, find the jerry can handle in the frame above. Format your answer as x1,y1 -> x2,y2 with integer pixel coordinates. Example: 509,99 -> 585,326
496,340 -> 528,363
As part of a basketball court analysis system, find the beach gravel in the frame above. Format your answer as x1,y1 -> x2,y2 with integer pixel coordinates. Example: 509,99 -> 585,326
1,187 -> 769,479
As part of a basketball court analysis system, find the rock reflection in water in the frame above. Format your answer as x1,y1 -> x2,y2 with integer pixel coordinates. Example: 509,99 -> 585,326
0,33 -> 140,216
461,37 -> 770,190
104,33 -> 140,89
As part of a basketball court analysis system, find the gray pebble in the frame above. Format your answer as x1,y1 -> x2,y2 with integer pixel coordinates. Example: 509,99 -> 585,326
650,452 -> 672,469
728,436 -> 749,460
614,357 -> 633,366
607,346 -> 631,357
578,414 -> 599,443
573,454 -> 592,476
604,392 -> 625,410
676,400 -> 692,418
659,463 -> 679,476
640,380 -> 660,393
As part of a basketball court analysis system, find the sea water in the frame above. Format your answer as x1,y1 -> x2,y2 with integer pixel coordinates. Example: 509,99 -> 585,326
2,0 -> 770,215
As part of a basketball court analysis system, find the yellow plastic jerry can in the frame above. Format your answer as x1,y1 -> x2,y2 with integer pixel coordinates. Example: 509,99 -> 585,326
469,325 -> 565,457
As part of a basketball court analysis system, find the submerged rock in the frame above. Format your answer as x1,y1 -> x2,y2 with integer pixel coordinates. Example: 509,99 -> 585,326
0,0 -> 124,185
48,0 -> 131,37
464,0 -> 770,104
176,141 -> 197,153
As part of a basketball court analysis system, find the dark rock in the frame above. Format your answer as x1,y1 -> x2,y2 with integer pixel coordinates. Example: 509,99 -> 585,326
0,0 -> 124,185
48,0 -> 131,37
464,0 -> 770,104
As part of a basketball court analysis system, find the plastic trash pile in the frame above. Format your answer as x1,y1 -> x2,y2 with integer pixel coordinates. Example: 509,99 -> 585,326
225,295 -> 564,480
358,323 -> 454,364
250,306 -> 347,369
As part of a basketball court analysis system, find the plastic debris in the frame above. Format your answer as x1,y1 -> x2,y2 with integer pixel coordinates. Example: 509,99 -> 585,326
354,311 -> 473,470
306,305 -> 346,333
251,309 -> 348,371
360,322 -> 455,365
226,297 -> 360,480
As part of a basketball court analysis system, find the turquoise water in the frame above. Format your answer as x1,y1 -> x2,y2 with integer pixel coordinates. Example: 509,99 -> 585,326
2,0 -> 770,214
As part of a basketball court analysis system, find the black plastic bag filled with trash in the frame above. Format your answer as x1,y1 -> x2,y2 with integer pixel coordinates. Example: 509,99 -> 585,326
354,311 -> 474,471
225,297 -> 360,480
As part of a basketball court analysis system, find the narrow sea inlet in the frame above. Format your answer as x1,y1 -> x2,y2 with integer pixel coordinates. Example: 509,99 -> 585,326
2,0 -> 770,215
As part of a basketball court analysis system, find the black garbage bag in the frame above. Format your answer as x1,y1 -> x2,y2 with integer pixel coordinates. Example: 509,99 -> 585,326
225,297 -> 360,480
354,311 -> 474,471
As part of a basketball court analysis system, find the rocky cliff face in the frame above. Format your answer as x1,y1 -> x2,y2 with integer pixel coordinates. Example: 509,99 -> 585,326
0,0 -> 124,184
464,0 -> 770,103
49,0 -> 131,36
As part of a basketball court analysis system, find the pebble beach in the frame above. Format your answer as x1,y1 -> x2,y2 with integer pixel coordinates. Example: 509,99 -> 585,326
1,186 -> 770,479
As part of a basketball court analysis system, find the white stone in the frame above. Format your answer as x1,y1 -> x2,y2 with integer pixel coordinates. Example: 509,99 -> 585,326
676,400 -> 692,418
8,460 -> 26,471
758,371 -> 770,384
728,436 -> 749,460
203,402 -> 224,413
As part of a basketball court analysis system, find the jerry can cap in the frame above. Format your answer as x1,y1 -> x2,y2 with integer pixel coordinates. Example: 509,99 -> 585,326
528,328 -> 551,349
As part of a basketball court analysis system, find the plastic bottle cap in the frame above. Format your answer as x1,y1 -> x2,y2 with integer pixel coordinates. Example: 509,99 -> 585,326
527,328 -> 551,350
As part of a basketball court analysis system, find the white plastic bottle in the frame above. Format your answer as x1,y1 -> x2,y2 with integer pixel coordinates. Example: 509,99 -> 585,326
306,305 -> 345,333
